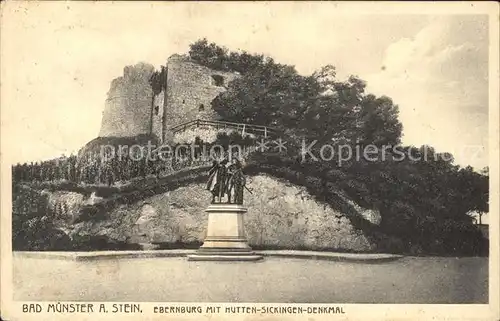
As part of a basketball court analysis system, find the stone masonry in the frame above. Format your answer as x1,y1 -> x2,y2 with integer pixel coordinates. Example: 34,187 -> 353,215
99,63 -> 155,137
161,54 -> 239,142
98,55 -> 239,143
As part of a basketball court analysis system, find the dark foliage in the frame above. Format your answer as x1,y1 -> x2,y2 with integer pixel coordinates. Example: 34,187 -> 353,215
149,65 -> 168,95
12,185 -> 72,251
244,149 -> 488,256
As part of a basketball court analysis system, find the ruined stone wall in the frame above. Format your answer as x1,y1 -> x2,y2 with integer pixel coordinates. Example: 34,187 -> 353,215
99,63 -> 155,138
98,57 -> 239,143
162,54 -> 239,142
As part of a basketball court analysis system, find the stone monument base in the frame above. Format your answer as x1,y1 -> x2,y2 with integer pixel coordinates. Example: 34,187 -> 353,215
187,204 -> 263,262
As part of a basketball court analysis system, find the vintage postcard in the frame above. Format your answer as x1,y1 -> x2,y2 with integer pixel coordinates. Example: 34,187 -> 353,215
1,1 -> 499,320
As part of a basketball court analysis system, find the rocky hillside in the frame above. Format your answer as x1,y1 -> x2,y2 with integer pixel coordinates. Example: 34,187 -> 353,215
34,173 -> 380,252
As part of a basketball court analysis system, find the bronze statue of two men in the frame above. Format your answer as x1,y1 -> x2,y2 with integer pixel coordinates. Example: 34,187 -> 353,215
206,157 -> 248,205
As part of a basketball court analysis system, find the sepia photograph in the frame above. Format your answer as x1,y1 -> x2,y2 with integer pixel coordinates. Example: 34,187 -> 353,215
1,2 -> 498,320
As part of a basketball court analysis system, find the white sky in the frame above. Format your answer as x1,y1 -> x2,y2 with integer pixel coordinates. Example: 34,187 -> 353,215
0,2 -> 493,170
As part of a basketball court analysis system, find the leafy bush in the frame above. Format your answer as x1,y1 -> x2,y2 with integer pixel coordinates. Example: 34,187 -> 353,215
12,185 -> 72,251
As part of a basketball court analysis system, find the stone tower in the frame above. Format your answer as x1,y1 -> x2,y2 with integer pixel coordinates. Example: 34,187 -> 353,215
157,54 -> 239,142
99,55 -> 239,144
99,63 -> 155,138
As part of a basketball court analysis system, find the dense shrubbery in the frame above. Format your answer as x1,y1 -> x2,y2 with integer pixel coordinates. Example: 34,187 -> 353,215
241,148 -> 488,256
12,185 -> 72,251
189,38 -> 269,74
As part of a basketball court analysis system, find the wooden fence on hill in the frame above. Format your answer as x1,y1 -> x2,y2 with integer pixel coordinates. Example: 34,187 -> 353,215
170,119 -> 279,139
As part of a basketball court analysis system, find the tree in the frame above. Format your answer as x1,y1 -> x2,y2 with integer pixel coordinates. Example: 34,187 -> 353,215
189,38 -> 229,71
458,166 -> 489,224
149,65 -> 167,95
313,64 -> 337,95
298,72 -> 402,148
212,59 -> 321,129
358,94 -> 402,146
189,38 -> 266,74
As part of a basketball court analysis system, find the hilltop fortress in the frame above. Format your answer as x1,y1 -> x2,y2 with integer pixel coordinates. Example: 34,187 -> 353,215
99,54 -> 239,143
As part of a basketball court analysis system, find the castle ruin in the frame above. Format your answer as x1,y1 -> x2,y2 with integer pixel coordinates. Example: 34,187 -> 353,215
99,54 -> 239,143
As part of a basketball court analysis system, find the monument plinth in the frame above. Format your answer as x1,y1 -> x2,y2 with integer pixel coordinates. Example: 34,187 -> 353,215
187,204 -> 263,261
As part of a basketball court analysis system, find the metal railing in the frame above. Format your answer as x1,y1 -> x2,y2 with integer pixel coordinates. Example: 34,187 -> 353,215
170,119 -> 278,138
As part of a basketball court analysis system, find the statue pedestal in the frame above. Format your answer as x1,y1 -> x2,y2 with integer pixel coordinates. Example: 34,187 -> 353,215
187,204 -> 263,262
